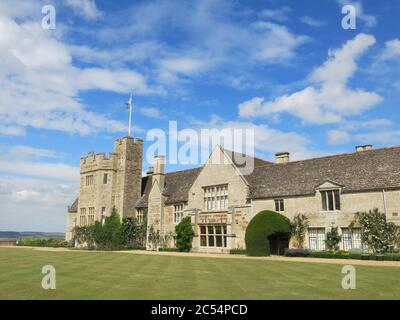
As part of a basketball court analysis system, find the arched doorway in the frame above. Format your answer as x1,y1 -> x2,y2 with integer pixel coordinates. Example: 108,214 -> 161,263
245,210 -> 292,256
268,232 -> 290,255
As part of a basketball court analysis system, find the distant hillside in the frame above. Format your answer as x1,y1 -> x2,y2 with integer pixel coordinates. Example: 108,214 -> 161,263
0,231 -> 65,240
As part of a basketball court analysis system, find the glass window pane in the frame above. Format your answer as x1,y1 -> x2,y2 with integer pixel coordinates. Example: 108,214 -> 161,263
352,229 -> 362,249
208,236 -> 215,247
208,226 -> 214,234
321,192 -> 327,211
216,236 -> 222,247
200,236 -> 207,246
327,191 -> 334,211
334,190 -> 340,210
200,226 -> 206,234
215,226 -> 222,234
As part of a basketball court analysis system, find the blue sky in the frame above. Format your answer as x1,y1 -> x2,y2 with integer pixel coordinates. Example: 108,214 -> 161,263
0,0 -> 399,232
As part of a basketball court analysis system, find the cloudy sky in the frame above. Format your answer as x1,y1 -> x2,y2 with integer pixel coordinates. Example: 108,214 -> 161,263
0,0 -> 399,232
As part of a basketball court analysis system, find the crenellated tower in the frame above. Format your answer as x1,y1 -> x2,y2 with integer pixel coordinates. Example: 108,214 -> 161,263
113,136 -> 143,219
76,136 -> 143,227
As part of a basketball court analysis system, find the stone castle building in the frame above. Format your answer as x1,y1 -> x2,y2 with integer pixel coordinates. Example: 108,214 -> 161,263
66,136 -> 400,254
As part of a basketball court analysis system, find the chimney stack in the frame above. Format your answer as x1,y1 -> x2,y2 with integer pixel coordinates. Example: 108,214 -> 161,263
355,145 -> 373,152
275,152 -> 290,164
153,155 -> 165,175
146,166 -> 154,176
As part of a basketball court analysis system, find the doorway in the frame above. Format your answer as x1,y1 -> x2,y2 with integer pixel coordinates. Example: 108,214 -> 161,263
268,233 -> 290,255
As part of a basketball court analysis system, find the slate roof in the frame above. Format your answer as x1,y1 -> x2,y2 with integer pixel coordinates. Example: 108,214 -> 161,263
69,146 -> 400,210
223,149 -> 273,174
135,167 -> 203,207
68,198 -> 78,212
246,146 -> 400,199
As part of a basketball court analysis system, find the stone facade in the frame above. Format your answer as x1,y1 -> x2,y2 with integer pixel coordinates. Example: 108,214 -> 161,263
67,138 -> 400,253
65,136 -> 142,241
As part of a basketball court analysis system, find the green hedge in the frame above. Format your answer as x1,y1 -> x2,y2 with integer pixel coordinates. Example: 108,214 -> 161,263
158,247 -> 180,252
245,210 -> 291,256
229,248 -> 247,255
124,245 -> 146,250
17,237 -> 68,247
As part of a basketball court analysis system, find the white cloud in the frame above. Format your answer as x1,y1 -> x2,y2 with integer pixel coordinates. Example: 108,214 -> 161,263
378,39 -> 400,61
8,145 -> 64,159
0,159 -> 79,181
0,125 -> 26,136
239,34 -> 383,124
300,16 -> 327,27
251,22 -> 310,62
64,0 -> 103,19
327,130 -> 351,145
355,130 -> 400,145
84,0 -> 309,85
259,7 -> 291,22
0,176 -> 77,231
190,114 -> 315,160
159,57 -> 205,75
138,107 -> 163,119
337,0 -> 377,27
0,13 -> 159,135
0,145 -> 78,181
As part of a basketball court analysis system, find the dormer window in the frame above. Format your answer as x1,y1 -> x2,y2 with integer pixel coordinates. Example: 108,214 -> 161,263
321,190 -> 340,211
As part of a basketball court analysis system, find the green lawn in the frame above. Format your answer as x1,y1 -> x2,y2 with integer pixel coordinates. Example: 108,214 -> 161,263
0,247 -> 399,299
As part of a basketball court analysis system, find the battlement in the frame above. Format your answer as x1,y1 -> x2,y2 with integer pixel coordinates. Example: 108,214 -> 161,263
80,151 -> 118,173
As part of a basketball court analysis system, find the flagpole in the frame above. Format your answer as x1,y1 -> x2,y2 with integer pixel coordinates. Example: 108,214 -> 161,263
128,93 -> 132,137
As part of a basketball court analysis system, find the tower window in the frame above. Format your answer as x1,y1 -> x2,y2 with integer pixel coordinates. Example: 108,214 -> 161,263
103,173 -> 108,184
85,175 -> 94,186
88,207 -> 95,225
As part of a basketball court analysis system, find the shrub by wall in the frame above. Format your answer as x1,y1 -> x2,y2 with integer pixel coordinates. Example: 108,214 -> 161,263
245,210 -> 291,256
175,217 -> 194,252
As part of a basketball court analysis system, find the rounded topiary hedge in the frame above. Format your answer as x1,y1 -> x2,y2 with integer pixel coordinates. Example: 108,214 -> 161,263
245,210 -> 291,256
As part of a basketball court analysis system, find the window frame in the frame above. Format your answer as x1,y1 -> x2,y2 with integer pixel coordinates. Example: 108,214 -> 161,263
79,208 -> 87,226
199,224 -> 227,248
274,199 -> 284,212
320,189 -> 341,211
174,204 -> 184,224
203,185 -> 228,212
88,207 -> 95,225
85,175 -> 94,186
308,228 -> 326,251
137,208 -> 145,224
341,228 -> 362,250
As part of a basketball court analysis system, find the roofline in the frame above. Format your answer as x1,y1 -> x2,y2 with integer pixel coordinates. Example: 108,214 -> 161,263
253,145 -> 400,170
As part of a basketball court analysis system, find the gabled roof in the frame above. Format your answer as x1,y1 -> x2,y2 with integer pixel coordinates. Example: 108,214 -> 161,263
135,167 -> 202,207
246,146 -> 400,199
223,148 -> 273,176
